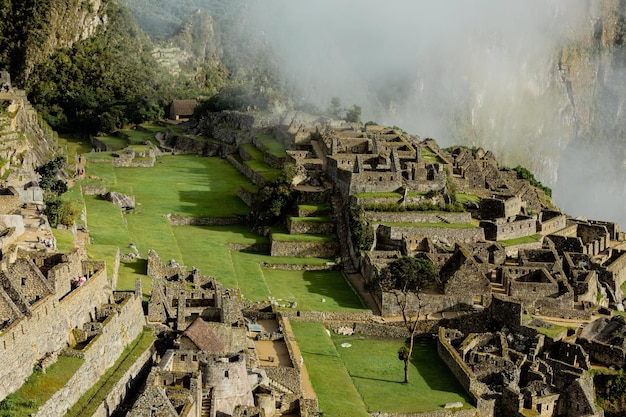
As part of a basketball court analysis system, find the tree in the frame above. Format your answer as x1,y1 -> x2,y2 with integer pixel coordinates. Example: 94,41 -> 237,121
345,104 -> 362,123
369,256 -> 438,383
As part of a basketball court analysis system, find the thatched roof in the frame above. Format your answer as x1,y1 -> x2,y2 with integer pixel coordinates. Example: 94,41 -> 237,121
169,99 -> 198,119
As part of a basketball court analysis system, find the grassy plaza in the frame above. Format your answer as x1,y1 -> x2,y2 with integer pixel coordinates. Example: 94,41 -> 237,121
61,153 -> 364,311
291,322 -> 473,416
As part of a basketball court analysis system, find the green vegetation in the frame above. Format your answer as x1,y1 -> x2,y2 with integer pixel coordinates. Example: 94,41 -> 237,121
456,193 -> 481,203
298,203 -> 330,213
263,269 -> 366,312
247,177 -> 297,229
256,134 -> 286,157
66,328 -> 155,417
0,356 -> 84,416
370,256 -> 439,383
51,228 -> 76,253
289,216 -> 332,223
291,322 -> 472,416
498,234 -> 542,246
420,146 -> 446,164
291,322 -> 370,417
270,233 -> 335,242
348,205 -> 374,251
334,336 -> 474,412
513,166 -> 552,197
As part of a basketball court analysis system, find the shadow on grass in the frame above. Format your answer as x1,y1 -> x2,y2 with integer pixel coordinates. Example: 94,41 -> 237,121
302,270 -> 366,310
120,258 -> 148,275
408,341 -> 474,400
352,375 -> 405,384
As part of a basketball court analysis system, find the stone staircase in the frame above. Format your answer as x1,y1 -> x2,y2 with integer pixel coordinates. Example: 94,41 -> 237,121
268,377 -> 294,395
201,395 -> 212,417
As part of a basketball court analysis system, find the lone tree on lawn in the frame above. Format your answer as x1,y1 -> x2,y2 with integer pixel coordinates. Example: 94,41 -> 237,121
371,255 -> 438,383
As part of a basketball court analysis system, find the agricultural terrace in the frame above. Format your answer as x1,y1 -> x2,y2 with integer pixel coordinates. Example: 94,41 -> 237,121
61,150 -> 364,312
291,322 -> 473,416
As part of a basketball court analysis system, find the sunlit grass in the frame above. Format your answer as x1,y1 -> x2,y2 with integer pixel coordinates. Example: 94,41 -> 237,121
0,355 -> 84,416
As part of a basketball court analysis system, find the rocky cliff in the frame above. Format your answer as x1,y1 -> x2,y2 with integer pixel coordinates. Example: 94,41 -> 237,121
0,0 -> 109,84
0,74 -> 59,184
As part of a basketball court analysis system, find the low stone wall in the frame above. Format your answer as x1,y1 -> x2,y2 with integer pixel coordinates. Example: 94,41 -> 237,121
287,218 -> 335,235
162,133 -> 224,156
300,398 -> 319,417
91,342 -> 156,417
228,243 -> 270,253
503,241 -> 543,258
81,185 -> 107,195
259,262 -> 337,271
281,311 -> 373,323
237,186 -> 255,207
165,214 -> 242,226
371,408 -> 477,417
270,240 -> 339,258
364,212 -> 472,224
226,154 -> 266,186
379,225 -> 485,246
112,156 -> 155,168
351,196 -> 402,207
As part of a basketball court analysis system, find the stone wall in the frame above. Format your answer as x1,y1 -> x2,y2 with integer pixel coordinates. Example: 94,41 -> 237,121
379,225 -> 485,247
371,409 -> 478,417
437,328 -> 475,400
378,290 -> 475,317
287,218 -> 335,235
35,293 -> 146,417
237,186 -> 255,207
91,338 -> 156,417
481,216 -> 536,241
270,240 -> 339,258
81,185 -> 107,195
0,187 -> 20,214
0,266 -> 111,400
577,338 -> 625,368
364,211 -> 472,224
538,213 -> 567,235
162,133 -> 223,156
165,214 -> 242,226
226,154 -> 266,186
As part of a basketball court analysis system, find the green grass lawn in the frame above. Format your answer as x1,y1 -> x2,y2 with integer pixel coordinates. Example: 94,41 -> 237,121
57,134 -> 93,164
263,269 -> 366,311
498,234 -> 542,246
244,159 -> 282,182
289,216 -> 332,222
291,322 -> 370,417
292,323 -> 474,416
241,143 -> 264,161
74,154 -> 339,306
51,228 -> 75,253
456,193 -> 481,203
271,233 -> 336,242
95,135 -> 128,150
334,335 -> 474,413
298,203 -> 330,213
0,355 -> 84,416
118,128 -> 157,144
257,133 -> 286,157
421,146 -> 446,164
66,328 -> 155,417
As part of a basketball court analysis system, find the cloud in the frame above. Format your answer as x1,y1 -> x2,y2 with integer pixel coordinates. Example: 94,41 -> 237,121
243,1 -> 626,227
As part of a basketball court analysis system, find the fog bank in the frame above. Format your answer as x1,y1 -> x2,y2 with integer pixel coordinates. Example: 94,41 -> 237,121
245,1 -> 626,227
